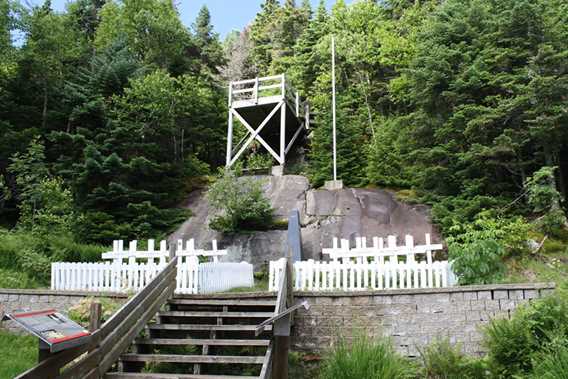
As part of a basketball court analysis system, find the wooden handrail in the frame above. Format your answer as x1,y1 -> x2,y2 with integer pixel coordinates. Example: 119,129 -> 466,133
230,74 -> 306,113
255,300 -> 309,336
256,249 -> 295,379
16,257 -> 179,379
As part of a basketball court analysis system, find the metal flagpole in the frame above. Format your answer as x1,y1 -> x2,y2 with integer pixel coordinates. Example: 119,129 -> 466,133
332,35 -> 337,181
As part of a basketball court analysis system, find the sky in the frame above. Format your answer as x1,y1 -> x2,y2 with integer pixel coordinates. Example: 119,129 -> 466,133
29,0 -> 350,39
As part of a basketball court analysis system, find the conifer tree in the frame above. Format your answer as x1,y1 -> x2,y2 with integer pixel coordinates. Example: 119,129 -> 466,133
249,0 -> 279,74
193,5 -> 225,73
291,0 -> 328,95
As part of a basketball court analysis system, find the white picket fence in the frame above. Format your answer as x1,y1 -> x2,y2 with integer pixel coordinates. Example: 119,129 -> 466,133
199,262 -> 254,294
51,261 -> 165,292
269,258 -> 453,292
52,239 -> 252,294
269,234 -> 456,292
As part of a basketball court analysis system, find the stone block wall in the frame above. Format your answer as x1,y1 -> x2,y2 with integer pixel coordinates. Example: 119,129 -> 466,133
0,289 -> 127,333
293,283 -> 555,356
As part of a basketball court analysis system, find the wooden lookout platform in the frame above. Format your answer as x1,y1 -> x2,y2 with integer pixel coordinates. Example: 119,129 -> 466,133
226,74 -> 310,167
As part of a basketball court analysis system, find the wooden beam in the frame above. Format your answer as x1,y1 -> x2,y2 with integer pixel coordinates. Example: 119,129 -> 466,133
228,103 -> 283,166
285,122 -> 304,155
89,302 -> 102,332
272,336 -> 290,379
226,109 -> 233,166
280,101 -> 286,164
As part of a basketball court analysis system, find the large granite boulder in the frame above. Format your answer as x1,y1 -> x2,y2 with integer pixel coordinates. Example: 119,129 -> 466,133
170,175 -> 440,270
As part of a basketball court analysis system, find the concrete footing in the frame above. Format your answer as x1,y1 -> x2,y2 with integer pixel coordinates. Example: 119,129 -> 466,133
324,180 -> 344,191
272,165 -> 284,177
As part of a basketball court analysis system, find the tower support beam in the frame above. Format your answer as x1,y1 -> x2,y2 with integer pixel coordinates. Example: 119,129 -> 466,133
228,101 -> 284,166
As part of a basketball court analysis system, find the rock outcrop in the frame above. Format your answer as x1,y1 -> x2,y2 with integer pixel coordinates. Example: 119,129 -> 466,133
170,175 -> 440,270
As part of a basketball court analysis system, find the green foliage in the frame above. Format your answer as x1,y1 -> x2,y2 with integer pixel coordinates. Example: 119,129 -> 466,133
0,267 -> 41,289
7,137 -> 49,206
246,153 -> 273,170
0,228 -> 106,286
244,0 -> 568,239
484,288 -> 568,377
525,166 -> 567,234
68,297 -> 123,327
95,0 -> 199,75
0,0 -> 226,249
449,239 -> 505,285
447,212 -> 531,284
207,169 -> 273,233
366,118 -> 411,188
447,212 -> 531,254
320,335 -> 415,379
21,177 -> 75,235
531,343 -> 568,379
419,339 -> 487,379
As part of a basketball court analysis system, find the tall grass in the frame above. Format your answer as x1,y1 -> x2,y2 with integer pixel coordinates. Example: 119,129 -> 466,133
532,344 -> 568,379
484,288 -> 568,377
0,331 -> 37,378
419,339 -> 487,379
0,268 -> 41,289
320,335 -> 415,379
0,228 -> 107,288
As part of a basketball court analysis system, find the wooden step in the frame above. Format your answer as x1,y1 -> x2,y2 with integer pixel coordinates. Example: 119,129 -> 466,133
106,373 -> 258,379
159,311 -> 273,318
119,353 -> 265,364
148,324 -> 271,332
135,338 -> 271,347
168,299 -> 275,307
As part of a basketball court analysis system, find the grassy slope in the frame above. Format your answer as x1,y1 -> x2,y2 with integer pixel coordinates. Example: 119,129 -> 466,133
392,188 -> 568,285
504,231 -> 568,284
0,331 -> 37,378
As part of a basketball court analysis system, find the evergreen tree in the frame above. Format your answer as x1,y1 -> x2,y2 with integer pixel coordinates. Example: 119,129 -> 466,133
67,0 -> 106,42
95,0 -> 197,75
270,0 -> 308,74
193,5 -> 225,74
249,0 -> 279,74
290,0 -> 328,95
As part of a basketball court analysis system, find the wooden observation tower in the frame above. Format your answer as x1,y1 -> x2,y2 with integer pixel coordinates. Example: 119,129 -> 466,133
226,74 -> 310,168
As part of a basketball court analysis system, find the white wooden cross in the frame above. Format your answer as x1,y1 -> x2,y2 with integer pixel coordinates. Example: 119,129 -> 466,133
102,239 -> 168,265
322,234 -> 443,264
175,239 -> 227,263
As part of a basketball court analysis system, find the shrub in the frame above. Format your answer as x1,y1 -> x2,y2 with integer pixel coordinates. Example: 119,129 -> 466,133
68,297 -> 123,327
419,339 -> 487,379
0,268 -> 41,289
525,166 -> 567,235
484,289 -> 568,377
447,212 -> 530,254
447,212 -> 531,284
207,169 -> 273,233
320,335 -> 415,379
531,342 -> 568,379
247,153 -> 273,170
449,239 -> 505,285
17,248 -> 53,283
0,228 -> 108,286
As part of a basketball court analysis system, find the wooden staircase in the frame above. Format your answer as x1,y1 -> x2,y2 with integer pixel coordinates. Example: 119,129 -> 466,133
17,256 -> 293,379
104,296 -> 277,379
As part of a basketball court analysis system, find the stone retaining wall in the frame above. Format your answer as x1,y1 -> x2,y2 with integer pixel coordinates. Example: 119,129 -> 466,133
1,283 -> 556,357
293,283 -> 555,356
0,289 -> 127,333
